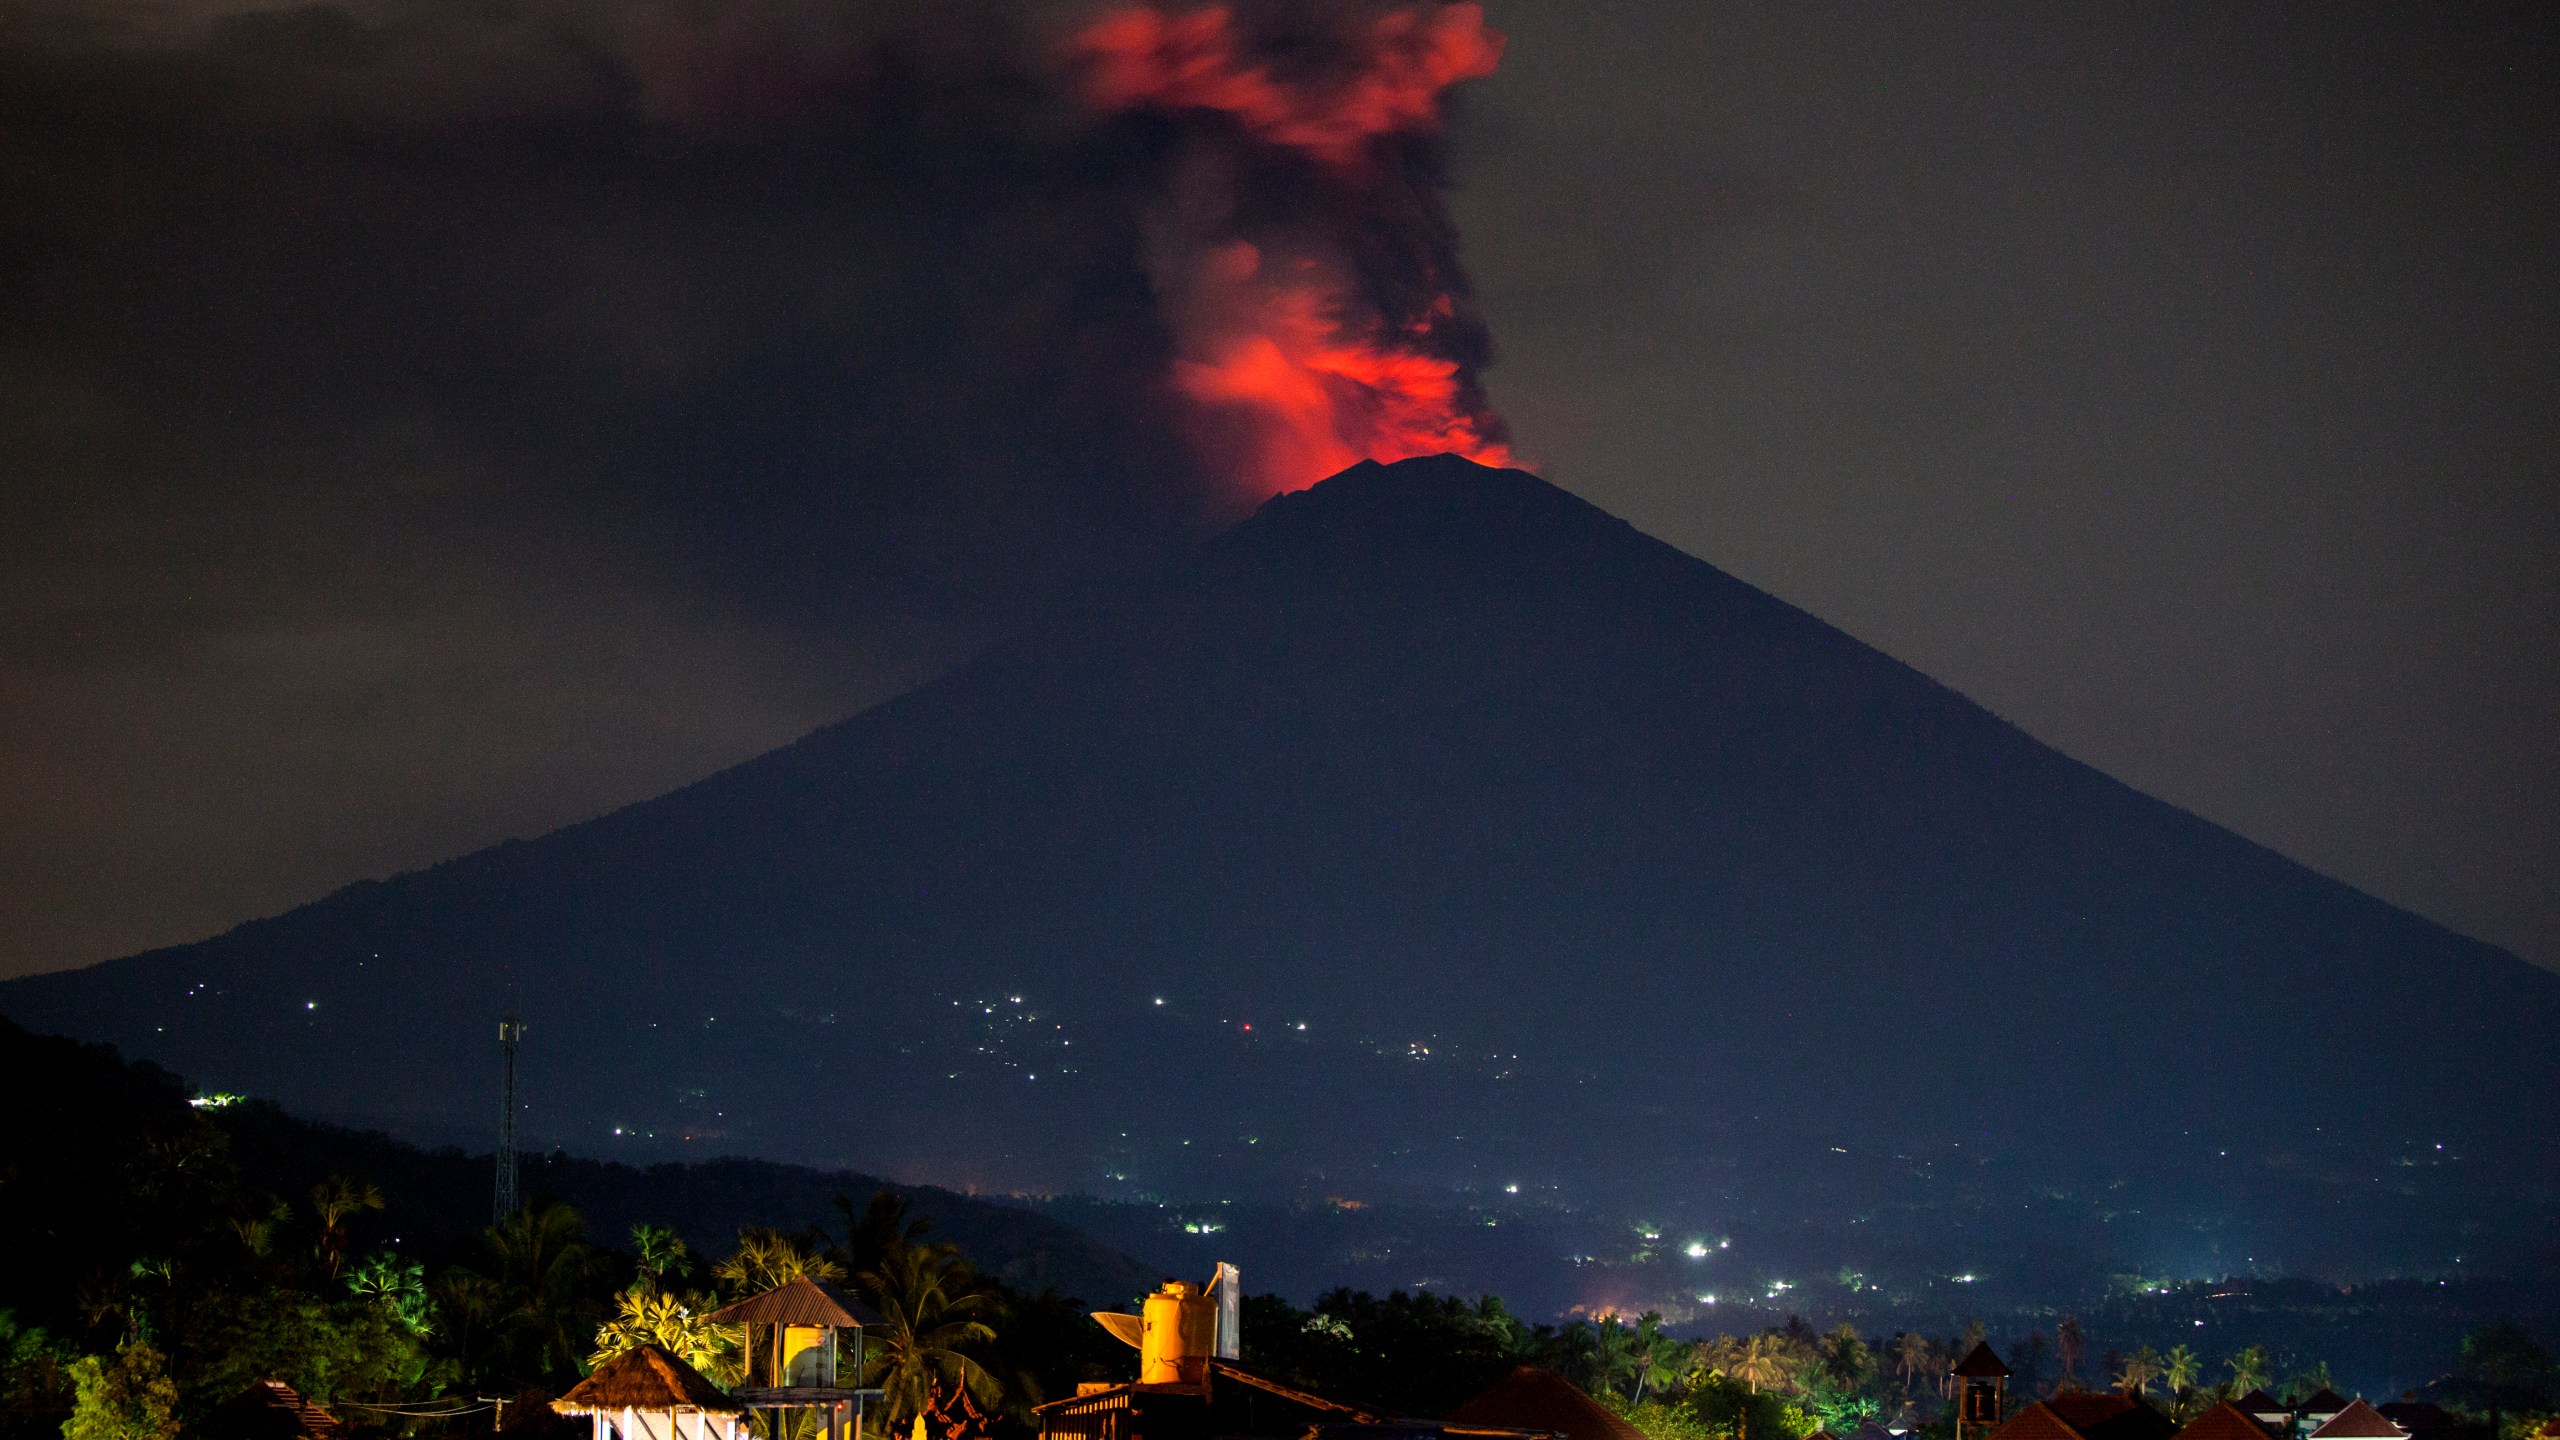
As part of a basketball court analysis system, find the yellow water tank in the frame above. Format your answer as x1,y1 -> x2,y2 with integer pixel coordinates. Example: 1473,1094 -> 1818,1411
1138,1280 -> 1217,1385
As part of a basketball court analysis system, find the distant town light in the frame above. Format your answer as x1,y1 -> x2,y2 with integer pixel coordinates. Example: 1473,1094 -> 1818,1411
1154,997 -> 1164,1005
1504,1183 -> 1519,1194
1685,1241 -> 1709,1259
1698,1293 -> 1716,1304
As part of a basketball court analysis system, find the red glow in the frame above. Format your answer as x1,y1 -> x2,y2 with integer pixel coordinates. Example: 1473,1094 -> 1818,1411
1076,4 -> 1504,169
1073,5 -> 1515,498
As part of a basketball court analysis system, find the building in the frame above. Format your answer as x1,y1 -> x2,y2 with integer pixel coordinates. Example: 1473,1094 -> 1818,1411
551,1344 -> 747,1440
1952,1342 -> 2014,1440
1040,1275 -> 1546,1440
2236,1393 -> 2290,1435
2171,1402 -> 2284,1440
1444,1367 -> 1646,1440
704,1276 -> 886,1440
2296,1393 -> 2351,1433
2374,1402 -> 2462,1440
2307,1401 -> 2407,1440
1982,1393 -> 2173,1440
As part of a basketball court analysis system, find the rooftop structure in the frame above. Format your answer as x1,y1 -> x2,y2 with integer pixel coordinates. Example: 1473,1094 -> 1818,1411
1985,1396 -> 2174,1440
1953,1342 -> 2012,1440
2173,1402 -> 2284,1440
551,1345 -> 745,1440
2308,1402 -> 2408,1440
2373,1402 -> 2459,1440
1046,1268 -> 1542,1440
1445,1367 -> 1647,1440
701,1277 -> 885,1440
2237,1393 -> 2289,1427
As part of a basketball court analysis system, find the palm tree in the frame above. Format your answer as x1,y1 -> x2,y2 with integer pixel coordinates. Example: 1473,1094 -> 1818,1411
348,1253 -> 432,1334
2226,1346 -> 2271,1396
718,1229 -> 846,1298
310,1176 -> 385,1279
1589,1317 -> 1641,1400
432,1272 -> 506,1384
1549,1322 -> 1601,1392
229,1201 -> 288,1259
2057,1317 -> 2086,1390
1631,1314 -> 1688,1402
2118,1347 -> 2162,1398
632,1225 -> 690,1296
837,1191 -> 934,1277
592,1290 -> 741,1383
1896,1333 -> 1933,1394
2162,1346 -> 2201,1412
487,1200 -> 601,1381
1826,1326 -> 1875,1391
1730,1332 -> 1792,1395
857,1240 -> 1001,1427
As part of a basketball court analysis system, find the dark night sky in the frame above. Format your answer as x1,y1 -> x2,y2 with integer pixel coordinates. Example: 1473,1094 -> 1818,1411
3,1 -> 2554,979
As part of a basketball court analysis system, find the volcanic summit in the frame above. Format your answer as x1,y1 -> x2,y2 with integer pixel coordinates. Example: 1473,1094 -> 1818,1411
8,455 -> 2555,1280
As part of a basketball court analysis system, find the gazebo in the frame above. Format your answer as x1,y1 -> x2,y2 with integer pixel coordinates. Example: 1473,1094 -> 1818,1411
704,1277 -> 885,1440
552,1344 -> 748,1440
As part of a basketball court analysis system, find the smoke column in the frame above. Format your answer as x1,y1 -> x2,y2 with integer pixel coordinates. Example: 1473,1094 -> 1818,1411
1072,3 -> 1516,499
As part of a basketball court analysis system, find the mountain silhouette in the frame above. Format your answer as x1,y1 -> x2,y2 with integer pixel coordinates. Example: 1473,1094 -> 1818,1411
10,455 -> 2555,1289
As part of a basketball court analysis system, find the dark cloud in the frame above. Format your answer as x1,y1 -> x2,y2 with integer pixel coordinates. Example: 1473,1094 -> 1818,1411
1,0 -> 1505,975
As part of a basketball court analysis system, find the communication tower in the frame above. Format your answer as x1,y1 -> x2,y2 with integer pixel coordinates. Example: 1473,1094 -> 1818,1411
493,1016 -> 524,1224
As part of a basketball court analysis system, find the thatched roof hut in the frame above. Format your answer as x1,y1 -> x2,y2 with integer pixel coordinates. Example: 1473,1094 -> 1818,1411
551,1346 -> 745,1440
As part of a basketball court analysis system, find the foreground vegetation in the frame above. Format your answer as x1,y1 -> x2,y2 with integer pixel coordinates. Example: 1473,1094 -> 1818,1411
2,1022 -> 2551,1440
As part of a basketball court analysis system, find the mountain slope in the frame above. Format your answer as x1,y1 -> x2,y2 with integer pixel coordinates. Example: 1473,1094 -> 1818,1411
9,455 -> 2555,1290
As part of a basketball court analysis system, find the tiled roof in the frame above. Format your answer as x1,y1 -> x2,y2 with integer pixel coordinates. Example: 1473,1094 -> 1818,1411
2308,1402 -> 2405,1440
1987,1402 -> 2094,1440
1447,1367 -> 1647,1440
2068,1396 -> 2172,1440
2174,1402 -> 2279,1440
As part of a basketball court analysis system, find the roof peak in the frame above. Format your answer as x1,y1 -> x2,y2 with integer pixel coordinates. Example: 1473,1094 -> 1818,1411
1953,1341 -> 2013,1377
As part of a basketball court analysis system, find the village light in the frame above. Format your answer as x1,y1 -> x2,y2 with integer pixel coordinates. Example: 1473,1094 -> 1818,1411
1685,1241 -> 1709,1259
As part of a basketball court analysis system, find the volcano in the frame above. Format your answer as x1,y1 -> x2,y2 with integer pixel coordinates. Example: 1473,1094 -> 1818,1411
9,455 -> 2556,1288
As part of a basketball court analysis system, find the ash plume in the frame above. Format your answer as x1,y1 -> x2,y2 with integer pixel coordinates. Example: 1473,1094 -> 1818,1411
0,0 -> 1512,973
